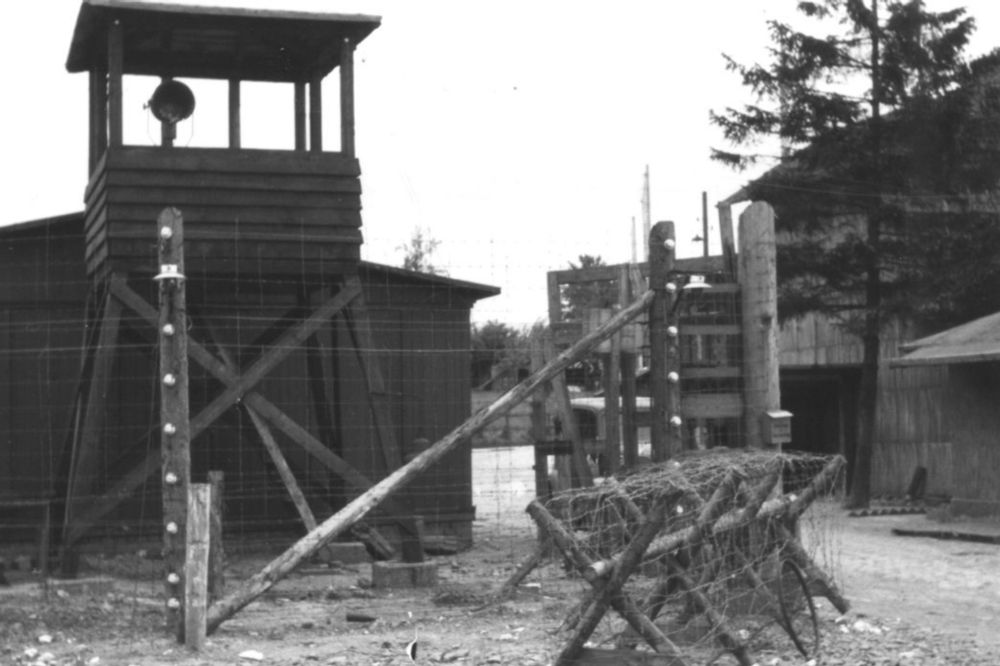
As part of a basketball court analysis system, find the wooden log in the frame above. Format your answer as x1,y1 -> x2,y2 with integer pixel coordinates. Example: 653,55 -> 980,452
555,494 -> 673,666
589,470 -> 742,582
246,407 -> 317,530
184,484 -> 211,651
738,202 -> 779,449
208,471 -> 224,602
527,500 -> 686,662
205,289 -> 656,633
492,543 -> 544,604
158,207 -> 190,639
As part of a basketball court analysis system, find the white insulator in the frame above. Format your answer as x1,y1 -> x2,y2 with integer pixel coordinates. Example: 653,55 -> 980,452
666,282 -> 678,293
163,422 -> 176,435
664,238 -> 676,250
162,373 -> 177,387
164,472 -> 178,485
162,323 -> 175,337
667,326 -> 679,338
159,226 -> 173,240
167,572 -> 180,585
166,521 -> 178,534
167,597 -> 180,609
669,415 -> 682,427
667,371 -> 679,383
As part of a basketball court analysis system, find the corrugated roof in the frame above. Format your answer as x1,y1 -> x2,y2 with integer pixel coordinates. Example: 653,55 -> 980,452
893,310 -> 1000,367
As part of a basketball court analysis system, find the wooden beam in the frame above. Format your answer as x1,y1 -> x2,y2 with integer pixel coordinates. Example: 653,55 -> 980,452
228,79 -> 241,149
207,471 -> 225,602
738,202 -> 779,449
158,207 -> 191,638
717,203 -> 737,280
61,288 -> 122,548
184,285 -> 360,445
205,287 -> 655,634
247,406 -> 317,531
339,38 -> 356,157
107,20 -> 123,148
619,266 -> 639,468
184,483 -> 211,651
544,334 -> 593,488
309,73 -> 323,152
294,81 -> 307,151
88,65 -> 107,173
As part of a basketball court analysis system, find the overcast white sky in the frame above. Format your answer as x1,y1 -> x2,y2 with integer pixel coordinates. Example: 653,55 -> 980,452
1,1 -> 997,326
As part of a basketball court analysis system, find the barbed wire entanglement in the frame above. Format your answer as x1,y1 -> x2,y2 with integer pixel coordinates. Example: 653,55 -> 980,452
490,449 -> 848,665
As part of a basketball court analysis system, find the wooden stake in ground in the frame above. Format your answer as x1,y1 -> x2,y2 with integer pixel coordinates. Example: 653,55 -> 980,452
185,484 -> 211,651
205,287 -> 656,634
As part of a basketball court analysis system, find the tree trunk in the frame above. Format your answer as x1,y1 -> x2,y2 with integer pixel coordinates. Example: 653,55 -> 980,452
849,0 -> 883,509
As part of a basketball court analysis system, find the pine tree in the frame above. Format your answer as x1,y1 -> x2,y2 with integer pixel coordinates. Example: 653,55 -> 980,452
711,1 -> 999,508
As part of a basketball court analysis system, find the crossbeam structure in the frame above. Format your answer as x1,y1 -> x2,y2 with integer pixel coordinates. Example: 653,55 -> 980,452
58,210 -> 424,567
521,455 -> 848,666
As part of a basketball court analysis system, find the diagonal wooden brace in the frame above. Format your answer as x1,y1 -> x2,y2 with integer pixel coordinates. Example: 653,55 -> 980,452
526,500 -> 689,665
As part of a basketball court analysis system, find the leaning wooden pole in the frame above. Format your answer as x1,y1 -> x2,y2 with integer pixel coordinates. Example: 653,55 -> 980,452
205,287 -> 656,633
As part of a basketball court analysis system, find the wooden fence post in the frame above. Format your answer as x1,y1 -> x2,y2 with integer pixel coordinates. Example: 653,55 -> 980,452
738,202 -> 780,449
649,221 -> 681,461
185,483 -> 211,651
157,207 -> 190,638
208,471 -> 225,602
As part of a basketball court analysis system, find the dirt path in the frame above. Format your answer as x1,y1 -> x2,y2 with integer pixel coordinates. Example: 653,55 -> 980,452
825,511 -> 1000,649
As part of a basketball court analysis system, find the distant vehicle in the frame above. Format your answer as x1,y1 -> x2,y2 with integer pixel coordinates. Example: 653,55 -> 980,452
568,395 -> 652,461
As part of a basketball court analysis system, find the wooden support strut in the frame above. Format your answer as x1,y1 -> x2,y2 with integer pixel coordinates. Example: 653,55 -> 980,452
62,280 -> 360,547
92,279 -> 416,538
554,493 -> 675,666
205,288 -> 656,634
527,500 -> 688,664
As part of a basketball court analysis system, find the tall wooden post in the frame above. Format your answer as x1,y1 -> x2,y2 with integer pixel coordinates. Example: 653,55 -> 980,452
107,20 -> 123,148
158,207 -> 191,637
649,222 -> 681,461
309,73 -> 323,152
739,202 -> 780,448
228,80 -> 241,149
618,267 -> 639,468
207,471 -> 225,601
340,37 -> 356,157
294,82 -> 307,151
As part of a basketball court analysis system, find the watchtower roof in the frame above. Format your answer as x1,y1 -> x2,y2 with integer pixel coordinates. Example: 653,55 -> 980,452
66,0 -> 381,82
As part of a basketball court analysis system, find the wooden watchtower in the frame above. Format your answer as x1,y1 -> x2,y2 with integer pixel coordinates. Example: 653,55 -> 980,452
57,2 -> 438,567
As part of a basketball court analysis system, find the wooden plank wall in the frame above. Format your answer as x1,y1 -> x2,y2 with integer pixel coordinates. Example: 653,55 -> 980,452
84,147 -> 363,278
945,363 -> 1000,514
